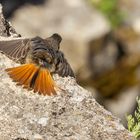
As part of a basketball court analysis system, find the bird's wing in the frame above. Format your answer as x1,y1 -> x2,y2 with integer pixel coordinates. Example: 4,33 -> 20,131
57,59 -> 75,77
0,38 -> 30,63
55,52 -> 75,77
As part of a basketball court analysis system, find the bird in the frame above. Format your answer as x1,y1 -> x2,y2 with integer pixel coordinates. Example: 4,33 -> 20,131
0,33 -> 75,96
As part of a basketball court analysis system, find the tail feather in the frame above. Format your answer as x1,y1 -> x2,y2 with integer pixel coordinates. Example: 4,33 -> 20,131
6,64 -> 57,96
47,71 -> 57,95
42,70 -> 46,94
23,66 -> 39,88
33,68 -> 56,95
44,70 -> 52,96
33,70 -> 42,94
39,70 -> 45,94
6,65 -> 31,83
40,69 -> 51,95
6,65 -> 30,80
6,64 -> 38,87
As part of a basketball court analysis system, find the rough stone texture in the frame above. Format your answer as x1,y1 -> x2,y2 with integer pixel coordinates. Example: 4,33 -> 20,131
0,4 -> 135,140
0,56 -> 135,140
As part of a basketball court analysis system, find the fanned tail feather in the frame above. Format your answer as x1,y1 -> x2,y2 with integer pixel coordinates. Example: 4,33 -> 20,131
33,68 -> 56,95
33,69 -> 42,94
6,64 -> 38,88
47,70 -> 57,95
6,64 -> 57,96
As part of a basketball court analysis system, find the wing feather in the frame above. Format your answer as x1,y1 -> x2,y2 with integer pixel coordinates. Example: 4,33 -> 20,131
0,38 -> 30,62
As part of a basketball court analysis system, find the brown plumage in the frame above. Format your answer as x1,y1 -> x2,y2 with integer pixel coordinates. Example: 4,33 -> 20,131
0,34 -> 74,95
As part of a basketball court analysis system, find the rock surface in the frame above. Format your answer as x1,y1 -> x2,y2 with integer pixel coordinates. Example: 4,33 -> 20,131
0,4 -> 135,140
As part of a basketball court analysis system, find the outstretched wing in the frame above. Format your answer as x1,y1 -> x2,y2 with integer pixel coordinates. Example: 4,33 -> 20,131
55,51 -> 75,77
0,38 -> 30,63
57,59 -> 75,77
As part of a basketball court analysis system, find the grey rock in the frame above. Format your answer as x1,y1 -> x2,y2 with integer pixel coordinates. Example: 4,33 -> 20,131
0,56 -> 135,139
104,86 -> 140,125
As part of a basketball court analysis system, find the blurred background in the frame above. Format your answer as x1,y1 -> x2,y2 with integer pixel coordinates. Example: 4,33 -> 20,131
1,0 -> 140,126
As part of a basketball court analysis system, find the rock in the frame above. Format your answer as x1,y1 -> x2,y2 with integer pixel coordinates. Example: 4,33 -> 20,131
103,86 -> 140,125
37,117 -> 48,127
0,3 -> 134,140
33,134 -> 43,140
0,61 -> 135,140
0,0 -> 46,18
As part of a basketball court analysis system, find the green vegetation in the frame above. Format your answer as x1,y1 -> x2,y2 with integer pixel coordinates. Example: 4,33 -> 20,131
88,0 -> 125,28
127,97 -> 140,139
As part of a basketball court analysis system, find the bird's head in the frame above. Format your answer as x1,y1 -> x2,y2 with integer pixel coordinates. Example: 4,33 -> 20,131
45,33 -> 62,50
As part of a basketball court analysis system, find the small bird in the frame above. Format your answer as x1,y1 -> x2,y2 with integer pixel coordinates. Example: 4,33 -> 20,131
0,33 -> 74,95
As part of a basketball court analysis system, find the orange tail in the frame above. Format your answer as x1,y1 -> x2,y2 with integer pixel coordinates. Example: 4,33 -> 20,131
6,64 -> 57,96
33,68 -> 57,96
